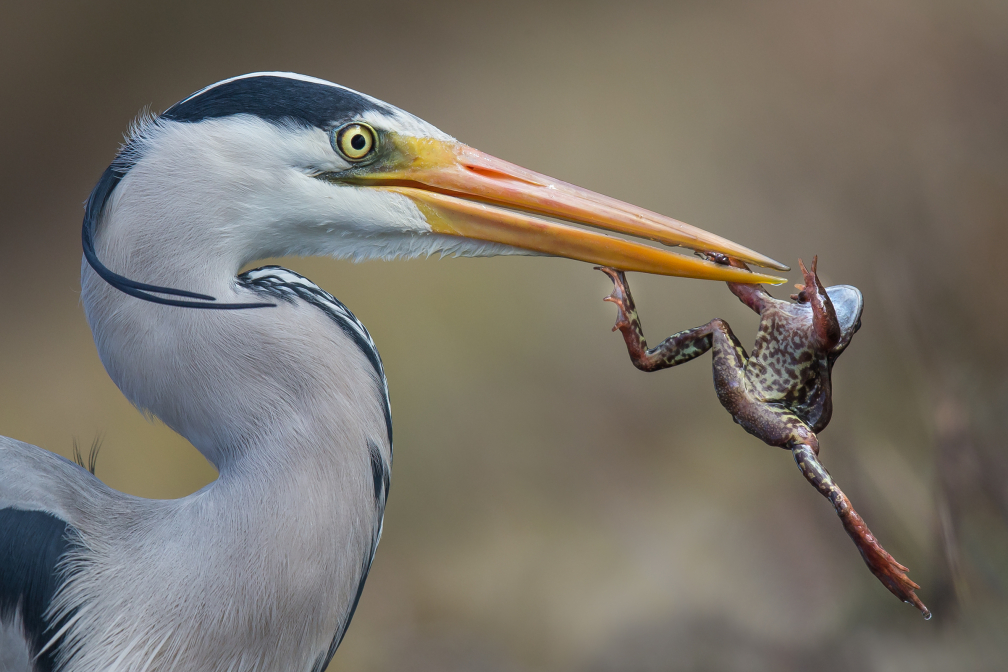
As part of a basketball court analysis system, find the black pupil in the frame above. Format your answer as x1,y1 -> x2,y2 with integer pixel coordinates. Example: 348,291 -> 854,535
350,132 -> 367,151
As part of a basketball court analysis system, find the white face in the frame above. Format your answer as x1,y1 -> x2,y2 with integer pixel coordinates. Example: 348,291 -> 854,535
116,110 -> 526,269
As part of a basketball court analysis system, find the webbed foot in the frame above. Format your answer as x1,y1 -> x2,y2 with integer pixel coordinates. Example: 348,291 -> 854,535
836,495 -> 931,619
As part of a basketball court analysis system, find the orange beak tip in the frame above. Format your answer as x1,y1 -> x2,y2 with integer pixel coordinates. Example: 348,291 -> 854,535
768,276 -> 787,285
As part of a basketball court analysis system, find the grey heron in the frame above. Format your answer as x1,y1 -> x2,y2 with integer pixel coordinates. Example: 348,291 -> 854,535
0,72 -> 786,672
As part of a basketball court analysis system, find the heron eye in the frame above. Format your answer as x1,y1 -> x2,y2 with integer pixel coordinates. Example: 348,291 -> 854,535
334,123 -> 376,161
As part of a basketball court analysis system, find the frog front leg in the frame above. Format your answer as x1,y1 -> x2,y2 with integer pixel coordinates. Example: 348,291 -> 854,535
704,252 -> 773,315
597,267 -> 741,372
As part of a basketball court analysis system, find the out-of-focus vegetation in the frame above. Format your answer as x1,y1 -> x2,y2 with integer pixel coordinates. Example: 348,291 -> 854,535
1,1 -> 1005,669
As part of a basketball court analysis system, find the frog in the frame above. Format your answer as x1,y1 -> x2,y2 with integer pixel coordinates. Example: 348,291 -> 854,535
597,254 -> 930,618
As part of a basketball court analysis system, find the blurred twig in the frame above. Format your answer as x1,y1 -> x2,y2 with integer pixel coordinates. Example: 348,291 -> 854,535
875,254 -> 1008,618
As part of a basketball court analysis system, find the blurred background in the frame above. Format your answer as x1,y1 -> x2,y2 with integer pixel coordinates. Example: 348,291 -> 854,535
2,1 -> 1007,669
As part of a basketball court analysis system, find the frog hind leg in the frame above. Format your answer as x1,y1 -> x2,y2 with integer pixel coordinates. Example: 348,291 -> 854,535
708,318 -> 756,417
723,393 -> 931,617
791,443 -> 931,618
791,256 -> 841,351
598,266 -> 722,372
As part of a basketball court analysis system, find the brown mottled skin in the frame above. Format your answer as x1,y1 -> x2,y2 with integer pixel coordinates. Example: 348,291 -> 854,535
598,255 -> 930,619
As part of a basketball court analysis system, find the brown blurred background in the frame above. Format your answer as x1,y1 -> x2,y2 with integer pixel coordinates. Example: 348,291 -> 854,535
2,1 -> 1007,669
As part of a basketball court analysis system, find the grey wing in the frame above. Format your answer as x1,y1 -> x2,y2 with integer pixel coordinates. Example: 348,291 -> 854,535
0,439 -> 97,672
0,509 -> 76,672
826,285 -> 863,355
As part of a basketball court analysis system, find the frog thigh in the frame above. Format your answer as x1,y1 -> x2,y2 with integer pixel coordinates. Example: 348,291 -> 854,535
731,399 -> 817,451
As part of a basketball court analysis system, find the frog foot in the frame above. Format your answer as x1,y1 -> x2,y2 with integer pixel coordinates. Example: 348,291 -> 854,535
791,256 -> 819,302
834,493 -> 932,619
596,266 -> 637,333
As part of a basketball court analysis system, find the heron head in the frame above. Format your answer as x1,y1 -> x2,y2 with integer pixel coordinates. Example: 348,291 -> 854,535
86,73 -> 785,308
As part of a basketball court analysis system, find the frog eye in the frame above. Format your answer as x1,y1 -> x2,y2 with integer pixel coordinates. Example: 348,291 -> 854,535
333,123 -> 377,161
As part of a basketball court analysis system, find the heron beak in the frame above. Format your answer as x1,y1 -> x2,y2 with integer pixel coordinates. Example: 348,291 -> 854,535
357,135 -> 788,283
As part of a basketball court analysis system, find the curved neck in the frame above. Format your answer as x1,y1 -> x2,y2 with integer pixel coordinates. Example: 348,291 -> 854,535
80,117 -> 392,478
81,229 -> 388,480
67,113 -> 395,672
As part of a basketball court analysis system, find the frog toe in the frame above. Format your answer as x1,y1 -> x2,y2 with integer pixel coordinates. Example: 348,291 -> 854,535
841,503 -> 930,618
597,266 -> 637,331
